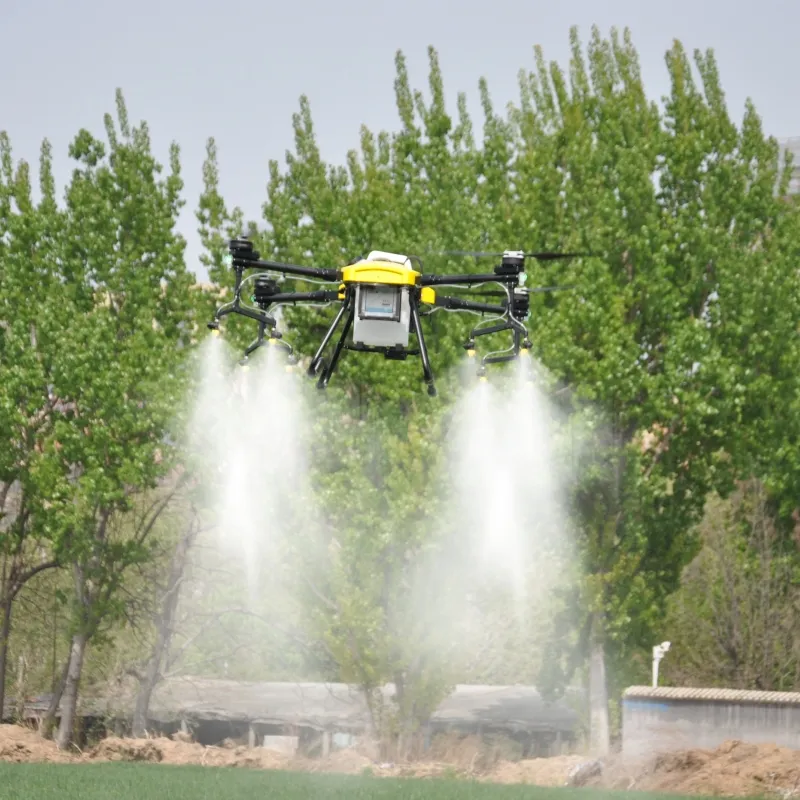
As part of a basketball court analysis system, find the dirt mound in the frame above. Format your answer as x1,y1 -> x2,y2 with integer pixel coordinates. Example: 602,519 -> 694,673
590,740 -> 800,797
490,755 -> 589,786
90,736 -> 164,762
89,735 -> 292,770
2,723 -> 799,796
0,724 -> 73,763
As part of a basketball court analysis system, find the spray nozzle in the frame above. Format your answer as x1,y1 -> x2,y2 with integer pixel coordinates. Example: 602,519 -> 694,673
207,321 -> 221,336
464,339 -> 476,357
476,365 -> 488,383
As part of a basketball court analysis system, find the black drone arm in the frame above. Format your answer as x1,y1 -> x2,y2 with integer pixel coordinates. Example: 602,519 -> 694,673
233,255 -> 341,282
419,272 -> 518,287
432,294 -> 507,315
261,290 -> 341,305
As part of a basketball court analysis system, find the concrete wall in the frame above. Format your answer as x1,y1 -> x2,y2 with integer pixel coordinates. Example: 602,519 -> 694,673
622,694 -> 800,758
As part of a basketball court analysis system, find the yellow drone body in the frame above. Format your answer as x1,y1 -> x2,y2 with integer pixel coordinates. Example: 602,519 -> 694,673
341,251 -> 420,286
342,251 -> 425,350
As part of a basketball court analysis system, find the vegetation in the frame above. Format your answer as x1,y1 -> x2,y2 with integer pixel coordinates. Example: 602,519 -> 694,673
1,24 -> 798,756
0,762 -> 698,800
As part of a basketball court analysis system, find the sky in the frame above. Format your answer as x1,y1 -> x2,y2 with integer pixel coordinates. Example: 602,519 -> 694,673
3,0 -> 800,281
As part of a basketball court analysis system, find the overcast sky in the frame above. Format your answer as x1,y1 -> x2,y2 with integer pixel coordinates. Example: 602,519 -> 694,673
3,0 -> 799,280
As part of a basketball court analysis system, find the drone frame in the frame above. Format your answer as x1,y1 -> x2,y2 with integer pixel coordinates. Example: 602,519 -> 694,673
207,238 -> 574,395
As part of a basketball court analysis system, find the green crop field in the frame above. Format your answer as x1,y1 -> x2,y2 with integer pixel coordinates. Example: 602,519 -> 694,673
0,762 -> 694,800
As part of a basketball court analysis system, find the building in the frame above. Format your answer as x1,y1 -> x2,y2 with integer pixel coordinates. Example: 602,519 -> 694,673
6,678 -> 584,758
621,685 -> 800,758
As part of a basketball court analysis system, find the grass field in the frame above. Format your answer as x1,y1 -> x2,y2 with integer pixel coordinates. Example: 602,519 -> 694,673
0,762 -> 690,800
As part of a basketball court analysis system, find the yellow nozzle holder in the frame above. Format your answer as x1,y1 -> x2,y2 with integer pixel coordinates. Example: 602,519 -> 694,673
210,328 -> 220,337
420,286 -> 436,305
285,364 -> 294,373
478,375 -> 488,383
466,349 -> 476,358
520,347 -> 530,356
241,363 -> 250,372
268,337 -> 277,346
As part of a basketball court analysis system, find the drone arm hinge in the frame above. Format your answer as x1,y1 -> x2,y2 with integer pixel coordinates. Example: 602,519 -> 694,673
419,286 -> 436,305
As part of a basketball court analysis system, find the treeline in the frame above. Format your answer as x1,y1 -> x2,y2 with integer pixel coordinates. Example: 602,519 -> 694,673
1,26 -> 799,754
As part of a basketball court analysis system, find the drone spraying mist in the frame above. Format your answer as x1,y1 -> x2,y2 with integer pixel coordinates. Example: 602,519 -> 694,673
186,335 -> 314,602
447,353 -> 574,625
184,324 -> 576,687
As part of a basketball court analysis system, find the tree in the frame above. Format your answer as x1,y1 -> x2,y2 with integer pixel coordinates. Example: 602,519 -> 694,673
199,27 -> 800,756
26,90 -> 195,748
129,495 -> 203,737
507,28 -> 799,750
663,479 -> 800,691
286,408 -> 461,758
0,133 -> 72,719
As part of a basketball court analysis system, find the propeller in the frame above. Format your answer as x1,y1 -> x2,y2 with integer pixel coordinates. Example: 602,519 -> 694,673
431,249 -> 592,261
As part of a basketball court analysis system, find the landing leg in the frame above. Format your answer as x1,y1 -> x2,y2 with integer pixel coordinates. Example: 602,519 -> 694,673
317,305 -> 355,389
309,299 -> 350,378
410,296 -> 436,397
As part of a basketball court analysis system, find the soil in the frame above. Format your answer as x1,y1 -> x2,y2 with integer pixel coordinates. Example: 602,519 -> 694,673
2,724 -> 799,797
584,740 -> 800,798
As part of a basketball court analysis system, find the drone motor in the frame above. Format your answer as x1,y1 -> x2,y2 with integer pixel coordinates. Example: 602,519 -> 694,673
511,288 -> 530,320
494,250 -> 526,276
253,276 -> 281,309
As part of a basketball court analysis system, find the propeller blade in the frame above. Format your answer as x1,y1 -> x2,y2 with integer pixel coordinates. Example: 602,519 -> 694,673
431,250 -> 503,258
429,249 -> 592,261
525,252 -> 592,261
525,284 -> 577,293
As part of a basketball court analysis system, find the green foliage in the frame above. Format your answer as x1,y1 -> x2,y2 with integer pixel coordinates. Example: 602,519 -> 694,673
663,480 -> 800,691
1,89 -> 199,738
49,90 -> 194,640
289,405 -> 460,742
194,25 -> 800,742
3,20 -> 800,747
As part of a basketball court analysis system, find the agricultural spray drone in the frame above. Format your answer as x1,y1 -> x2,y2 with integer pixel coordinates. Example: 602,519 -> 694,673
207,238 -> 587,396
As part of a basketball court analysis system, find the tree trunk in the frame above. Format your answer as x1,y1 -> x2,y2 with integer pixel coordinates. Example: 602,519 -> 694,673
41,655 -> 70,739
132,520 -> 198,737
132,665 -> 157,739
0,597 -> 12,723
55,632 -> 88,750
588,612 -> 610,756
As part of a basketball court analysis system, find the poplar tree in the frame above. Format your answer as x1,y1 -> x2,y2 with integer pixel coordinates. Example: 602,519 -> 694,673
0,134 -> 70,719
31,91 -> 194,748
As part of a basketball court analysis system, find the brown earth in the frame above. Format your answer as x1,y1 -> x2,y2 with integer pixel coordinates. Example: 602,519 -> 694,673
585,740 -> 800,798
2,724 -> 799,796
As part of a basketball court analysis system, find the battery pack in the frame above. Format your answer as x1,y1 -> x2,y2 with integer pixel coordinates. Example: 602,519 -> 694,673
353,284 -> 411,347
